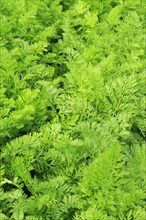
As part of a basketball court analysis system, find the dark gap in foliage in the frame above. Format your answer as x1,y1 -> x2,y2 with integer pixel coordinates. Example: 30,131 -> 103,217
49,37 -> 60,45
0,137 -> 9,147
131,123 -> 145,140
84,156 -> 92,165
2,182 -> 16,192
22,183 -> 33,198
56,107 -> 60,114
59,0 -> 75,12
57,80 -> 65,89
110,1 -> 119,7
54,63 -> 68,77
63,208 -> 79,220
74,24 -> 83,33
56,27 -> 64,38
119,16 -> 124,21
30,170 -> 38,179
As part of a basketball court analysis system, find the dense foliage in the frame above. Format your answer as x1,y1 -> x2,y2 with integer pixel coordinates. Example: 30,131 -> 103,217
0,0 -> 145,219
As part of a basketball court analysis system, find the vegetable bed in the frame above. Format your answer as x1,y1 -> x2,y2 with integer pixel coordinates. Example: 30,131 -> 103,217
0,0 -> 145,219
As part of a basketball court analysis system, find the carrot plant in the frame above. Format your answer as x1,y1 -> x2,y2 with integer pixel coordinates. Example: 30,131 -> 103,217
0,0 -> 145,219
